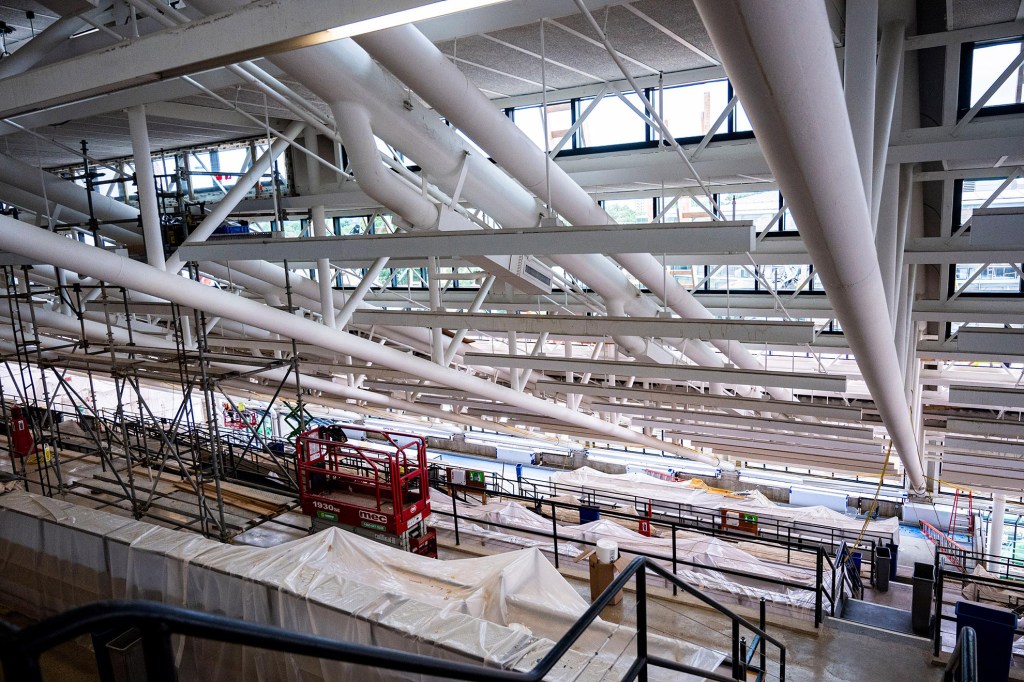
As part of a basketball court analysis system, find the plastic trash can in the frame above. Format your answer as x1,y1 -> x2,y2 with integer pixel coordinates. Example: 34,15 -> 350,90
911,562 -> 935,636
851,551 -> 863,575
955,601 -> 1017,682
874,547 -> 891,592
579,505 -> 601,523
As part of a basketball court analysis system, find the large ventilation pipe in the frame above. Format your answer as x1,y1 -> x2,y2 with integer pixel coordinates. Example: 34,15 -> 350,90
355,26 -> 793,400
2,145 -> 443,356
0,153 -> 141,245
0,300 -> 545,440
693,0 -> 925,492
0,214 -> 719,466
185,0 -> 721,371
0,12 -> 88,79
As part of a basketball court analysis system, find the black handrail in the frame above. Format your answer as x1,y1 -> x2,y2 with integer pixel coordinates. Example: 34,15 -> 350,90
435,481 -> 833,626
944,626 -> 977,682
0,556 -> 786,682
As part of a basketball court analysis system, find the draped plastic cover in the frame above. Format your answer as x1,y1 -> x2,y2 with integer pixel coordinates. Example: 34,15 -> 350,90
550,467 -> 900,544
431,496 -> 823,611
0,490 -> 723,681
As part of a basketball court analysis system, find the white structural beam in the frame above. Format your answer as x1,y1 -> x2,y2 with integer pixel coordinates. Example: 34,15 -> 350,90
175,221 -> 755,262
530,380 -> 863,420
944,418 -> 1024,440
350,311 -> 814,343
463,353 -> 848,391
955,329 -> 1024,355
944,436 -> 1024,458
948,385 -> 1024,409
0,0 -> 504,118
623,409 -> 876,441
970,206 -> 1024,246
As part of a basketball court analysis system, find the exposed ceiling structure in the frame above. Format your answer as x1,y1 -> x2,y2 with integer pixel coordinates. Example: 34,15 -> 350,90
1,0 -> 1023,496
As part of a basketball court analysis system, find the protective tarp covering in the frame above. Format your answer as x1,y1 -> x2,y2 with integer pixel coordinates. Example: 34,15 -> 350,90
431,497 -> 824,613
550,467 -> 900,545
0,490 -> 723,681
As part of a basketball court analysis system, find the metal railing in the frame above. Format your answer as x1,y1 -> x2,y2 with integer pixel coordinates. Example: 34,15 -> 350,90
932,554 -> 1024,658
435,480 -> 838,627
0,556 -> 786,682
430,462 -> 886,581
943,626 -> 977,682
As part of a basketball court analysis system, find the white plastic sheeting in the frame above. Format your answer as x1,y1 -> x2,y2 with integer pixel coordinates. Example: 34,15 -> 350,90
431,497 -> 824,613
550,468 -> 900,545
0,490 -> 723,681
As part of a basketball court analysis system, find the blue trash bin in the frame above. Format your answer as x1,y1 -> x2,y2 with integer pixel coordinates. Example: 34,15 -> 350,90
851,551 -> 863,574
955,601 -> 1017,682
887,542 -> 899,580
579,505 -> 601,523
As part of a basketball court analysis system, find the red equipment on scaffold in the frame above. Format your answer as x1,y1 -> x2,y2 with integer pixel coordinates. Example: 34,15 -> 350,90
9,406 -> 34,459
295,424 -> 437,557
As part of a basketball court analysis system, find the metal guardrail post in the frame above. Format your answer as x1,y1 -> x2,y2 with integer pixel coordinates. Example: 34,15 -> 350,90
731,620 -> 741,680
551,501 -> 559,569
636,563 -> 648,682
671,527 -> 678,597
933,559 -> 944,658
815,547 -> 824,627
759,598 -> 767,675
450,484 -> 460,546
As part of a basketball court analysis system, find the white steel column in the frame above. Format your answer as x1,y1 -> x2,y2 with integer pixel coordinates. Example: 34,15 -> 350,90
844,0 -> 878,208
304,127 -> 336,329
694,0 -> 927,492
127,105 -> 164,270
428,256 -> 444,364
311,206 -> 336,329
989,494 -> 1006,571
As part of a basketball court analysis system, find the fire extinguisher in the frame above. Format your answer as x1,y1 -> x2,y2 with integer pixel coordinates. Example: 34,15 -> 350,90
9,406 -> 34,459
638,500 -> 653,537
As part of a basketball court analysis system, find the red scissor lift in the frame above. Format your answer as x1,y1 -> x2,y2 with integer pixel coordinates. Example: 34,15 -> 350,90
296,425 -> 437,557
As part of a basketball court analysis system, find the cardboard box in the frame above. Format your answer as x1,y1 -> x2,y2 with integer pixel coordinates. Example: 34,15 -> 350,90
584,550 -> 631,604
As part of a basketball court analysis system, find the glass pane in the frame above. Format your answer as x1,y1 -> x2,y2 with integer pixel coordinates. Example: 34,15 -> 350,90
954,263 -> 1022,293
659,194 -> 716,222
960,176 -> 1024,225
603,198 -> 653,224
659,80 -> 729,138
971,41 -> 1024,107
735,100 -> 753,132
707,264 -> 756,290
759,265 -> 810,291
514,102 -> 573,152
718,191 -> 781,233
579,93 -> 647,147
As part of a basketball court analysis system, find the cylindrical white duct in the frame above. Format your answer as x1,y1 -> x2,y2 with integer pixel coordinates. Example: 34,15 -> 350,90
693,0 -> 925,492
127,105 -> 165,269
310,205 -> 337,329
332,101 -> 438,229
0,182 -> 90,224
0,13 -> 86,78
355,26 -> 793,396
843,0 -> 878,207
0,153 -> 141,245
0,214 -> 718,465
870,22 -> 906,231
164,119 -> 305,274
